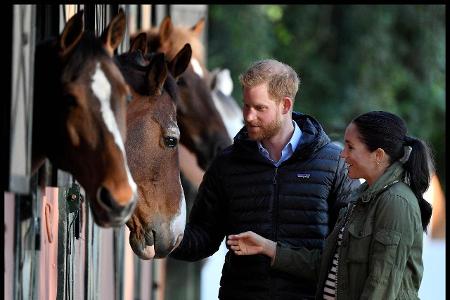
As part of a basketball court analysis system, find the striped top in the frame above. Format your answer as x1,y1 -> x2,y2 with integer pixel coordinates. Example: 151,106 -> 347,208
323,225 -> 345,299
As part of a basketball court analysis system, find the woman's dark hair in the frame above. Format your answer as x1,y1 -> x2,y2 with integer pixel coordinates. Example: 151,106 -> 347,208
352,111 -> 433,232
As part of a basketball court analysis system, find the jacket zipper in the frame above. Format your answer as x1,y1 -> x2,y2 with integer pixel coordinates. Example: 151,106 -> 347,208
271,167 -> 279,299
272,167 -> 279,240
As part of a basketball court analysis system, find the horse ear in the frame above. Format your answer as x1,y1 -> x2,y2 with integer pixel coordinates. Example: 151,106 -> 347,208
147,53 -> 168,96
168,43 -> 192,79
59,9 -> 84,56
129,32 -> 148,54
101,8 -> 126,57
159,16 -> 173,43
191,17 -> 205,37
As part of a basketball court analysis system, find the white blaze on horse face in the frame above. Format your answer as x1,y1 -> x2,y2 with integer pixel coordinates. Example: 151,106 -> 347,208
191,58 -> 204,78
91,63 -> 137,194
170,176 -> 186,246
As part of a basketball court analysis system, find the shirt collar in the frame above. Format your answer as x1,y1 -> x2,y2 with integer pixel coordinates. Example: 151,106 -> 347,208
257,121 -> 302,166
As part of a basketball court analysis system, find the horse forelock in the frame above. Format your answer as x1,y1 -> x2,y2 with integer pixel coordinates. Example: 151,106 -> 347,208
163,73 -> 179,104
62,32 -> 108,83
150,85 -> 179,135
116,53 -> 152,96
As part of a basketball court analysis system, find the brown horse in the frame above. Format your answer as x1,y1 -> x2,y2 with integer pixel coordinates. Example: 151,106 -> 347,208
32,10 -> 137,227
146,17 -> 244,140
133,18 -> 231,170
115,38 -> 192,259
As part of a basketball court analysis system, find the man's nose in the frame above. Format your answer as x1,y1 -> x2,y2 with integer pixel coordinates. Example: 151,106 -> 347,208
244,108 -> 256,122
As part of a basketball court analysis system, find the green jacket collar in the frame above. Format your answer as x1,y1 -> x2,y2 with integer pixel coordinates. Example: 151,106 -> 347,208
357,162 -> 405,203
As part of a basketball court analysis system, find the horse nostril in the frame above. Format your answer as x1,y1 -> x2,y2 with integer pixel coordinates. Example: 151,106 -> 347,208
98,186 -> 115,211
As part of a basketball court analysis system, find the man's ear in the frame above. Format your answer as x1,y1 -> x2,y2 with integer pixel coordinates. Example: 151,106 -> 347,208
282,96 -> 293,114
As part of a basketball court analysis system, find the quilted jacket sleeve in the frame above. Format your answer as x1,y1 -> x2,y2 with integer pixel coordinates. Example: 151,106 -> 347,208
170,159 -> 226,261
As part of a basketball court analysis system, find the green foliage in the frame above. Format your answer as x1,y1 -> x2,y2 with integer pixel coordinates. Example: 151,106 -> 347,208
208,4 -> 446,190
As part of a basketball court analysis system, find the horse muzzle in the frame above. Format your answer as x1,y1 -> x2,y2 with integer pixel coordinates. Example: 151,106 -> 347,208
89,186 -> 137,227
128,224 -> 184,260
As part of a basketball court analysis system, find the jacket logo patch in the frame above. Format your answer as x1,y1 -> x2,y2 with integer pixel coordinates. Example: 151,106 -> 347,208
297,173 -> 310,179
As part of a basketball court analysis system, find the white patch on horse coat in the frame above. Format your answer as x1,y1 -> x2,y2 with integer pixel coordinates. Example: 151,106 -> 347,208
91,63 -> 137,194
170,176 -> 186,244
191,58 -> 204,78
215,69 -> 233,96
210,68 -> 244,139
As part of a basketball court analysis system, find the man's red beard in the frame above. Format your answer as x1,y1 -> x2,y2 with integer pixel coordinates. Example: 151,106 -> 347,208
245,116 -> 282,141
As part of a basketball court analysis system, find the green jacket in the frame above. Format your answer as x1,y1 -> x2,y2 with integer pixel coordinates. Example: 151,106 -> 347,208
272,162 -> 424,299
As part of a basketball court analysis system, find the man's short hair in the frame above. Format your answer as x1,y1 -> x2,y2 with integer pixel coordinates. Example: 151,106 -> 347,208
239,59 -> 300,102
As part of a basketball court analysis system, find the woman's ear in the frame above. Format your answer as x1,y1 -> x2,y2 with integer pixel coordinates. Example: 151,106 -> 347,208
375,148 -> 387,164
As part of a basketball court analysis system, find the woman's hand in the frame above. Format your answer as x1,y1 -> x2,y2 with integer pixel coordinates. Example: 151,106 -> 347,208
227,231 -> 277,259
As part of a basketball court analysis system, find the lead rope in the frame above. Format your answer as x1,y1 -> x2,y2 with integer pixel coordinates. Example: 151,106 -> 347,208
65,177 -> 82,300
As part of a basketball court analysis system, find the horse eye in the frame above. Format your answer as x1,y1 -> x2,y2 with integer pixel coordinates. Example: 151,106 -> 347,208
164,136 -> 178,148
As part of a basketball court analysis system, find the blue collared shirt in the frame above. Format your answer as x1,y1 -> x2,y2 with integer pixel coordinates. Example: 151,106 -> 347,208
257,121 -> 302,167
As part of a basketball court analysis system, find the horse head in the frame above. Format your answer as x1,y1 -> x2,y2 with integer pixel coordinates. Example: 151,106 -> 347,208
147,16 -> 207,76
32,9 -> 137,227
115,35 -> 192,259
133,17 -> 231,170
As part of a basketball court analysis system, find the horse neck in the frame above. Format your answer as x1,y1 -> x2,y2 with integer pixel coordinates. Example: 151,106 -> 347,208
32,41 -> 62,170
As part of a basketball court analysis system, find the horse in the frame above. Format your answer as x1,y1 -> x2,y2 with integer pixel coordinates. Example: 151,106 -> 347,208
146,16 -> 208,79
133,17 -> 231,170
32,9 -> 137,227
139,16 -> 247,300
209,68 -> 244,140
114,36 -> 192,259
145,16 -> 244,141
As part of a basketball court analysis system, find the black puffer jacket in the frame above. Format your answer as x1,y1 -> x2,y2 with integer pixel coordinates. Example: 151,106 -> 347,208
171,112 -> 360,300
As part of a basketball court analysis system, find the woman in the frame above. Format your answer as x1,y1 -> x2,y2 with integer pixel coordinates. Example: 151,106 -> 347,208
227,111 -> 433,299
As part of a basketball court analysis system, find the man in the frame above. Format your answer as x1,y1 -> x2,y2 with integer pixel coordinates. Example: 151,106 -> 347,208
170,59 -> 360,299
